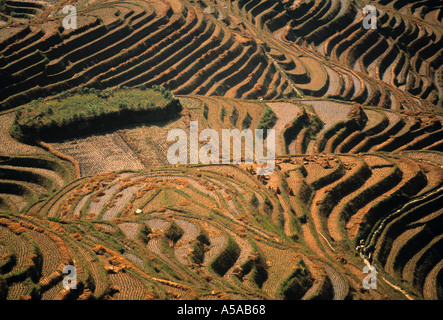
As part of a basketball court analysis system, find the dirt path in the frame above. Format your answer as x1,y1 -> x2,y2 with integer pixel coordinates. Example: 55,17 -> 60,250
381,276 -> 414,300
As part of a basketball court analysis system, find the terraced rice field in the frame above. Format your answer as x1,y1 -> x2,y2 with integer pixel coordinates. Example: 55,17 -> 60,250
0,0 -> 442,300
2,0 -> 440,112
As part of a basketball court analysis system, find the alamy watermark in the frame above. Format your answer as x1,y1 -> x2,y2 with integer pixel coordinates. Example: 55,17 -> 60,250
362,5 -> 377,30
62,5 -> 77,30
167,121 -> 275,175
62,265 -> 77,290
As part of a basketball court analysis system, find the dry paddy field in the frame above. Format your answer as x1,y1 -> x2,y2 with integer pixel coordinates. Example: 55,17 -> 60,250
50,132 -> 146,177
